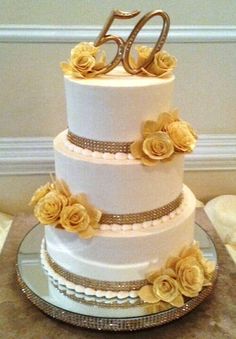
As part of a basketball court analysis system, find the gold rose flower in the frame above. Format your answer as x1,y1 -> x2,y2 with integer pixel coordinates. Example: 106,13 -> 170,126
179,244 -> 215,283
138,269 -> 184,307
29,182 -> 53,206
155,110 -> 180,132
148,50 -> 177,77
61,42 -> 106,79
60,193 -> 101,239
142,110 -> 180,138
135,45 -> 152,68
71,42 -> 98,57
60,204 -> 95,239
167,121 -> 197,152
135,46 -> 177,78
68,194 -> 102,230
34,191 -> 67,225
153,274 -> 184,307
175,256 -> 205,297
143,132 -> 174,160
53,178 -> 71,198
166,244 -> 215,296
131,131 -> 174,166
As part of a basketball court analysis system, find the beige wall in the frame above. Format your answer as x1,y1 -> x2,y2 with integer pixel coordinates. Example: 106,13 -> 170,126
1,42 -> 236,138
1,0 -> 236,25
0,1 -> 236,215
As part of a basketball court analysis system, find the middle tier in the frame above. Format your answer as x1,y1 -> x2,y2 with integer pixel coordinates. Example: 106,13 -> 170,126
54,131 -> 184,215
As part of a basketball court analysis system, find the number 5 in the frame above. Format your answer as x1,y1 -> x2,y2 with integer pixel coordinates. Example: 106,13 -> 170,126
94,10 -> 140,75
94,9 -> 170,75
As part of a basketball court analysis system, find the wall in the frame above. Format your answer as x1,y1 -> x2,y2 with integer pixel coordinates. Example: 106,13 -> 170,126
0,1 -> 236,215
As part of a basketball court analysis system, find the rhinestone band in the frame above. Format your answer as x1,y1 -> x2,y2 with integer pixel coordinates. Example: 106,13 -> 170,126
44,247 -> 148,292
101,193 -> 183,225
67,130 -> 132,154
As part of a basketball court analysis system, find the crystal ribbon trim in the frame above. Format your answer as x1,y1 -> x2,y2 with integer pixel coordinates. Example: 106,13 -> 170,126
44,247 -> 147,292
101,193 -> 183,225
67,130 -> 132,154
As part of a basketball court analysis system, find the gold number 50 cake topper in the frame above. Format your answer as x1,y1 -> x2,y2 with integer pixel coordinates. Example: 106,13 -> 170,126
94,9 -> 170,75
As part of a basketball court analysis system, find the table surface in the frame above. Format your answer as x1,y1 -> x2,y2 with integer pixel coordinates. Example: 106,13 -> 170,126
0,209 -> 235,339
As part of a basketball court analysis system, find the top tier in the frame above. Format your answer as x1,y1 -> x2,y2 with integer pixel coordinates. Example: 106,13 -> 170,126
64,66 -> 174,142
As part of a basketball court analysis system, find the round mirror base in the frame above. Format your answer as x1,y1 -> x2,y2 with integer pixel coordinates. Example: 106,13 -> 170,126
16,223 -> 218,331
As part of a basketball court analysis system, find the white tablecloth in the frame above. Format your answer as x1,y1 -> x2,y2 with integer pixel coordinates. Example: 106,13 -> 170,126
205,195 -> 236,263
0,212 -> 13,253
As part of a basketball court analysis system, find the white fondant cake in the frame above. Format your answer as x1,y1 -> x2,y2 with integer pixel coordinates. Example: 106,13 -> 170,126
65,67 -> 174,142
29,49 -> 208,305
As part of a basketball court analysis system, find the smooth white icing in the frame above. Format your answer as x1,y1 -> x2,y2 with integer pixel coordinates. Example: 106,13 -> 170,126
54,132 -> 184,214
41,241 -> 139,302
64,67 -> 174,142
44,64 -> 197,299
45,185 -> 196,282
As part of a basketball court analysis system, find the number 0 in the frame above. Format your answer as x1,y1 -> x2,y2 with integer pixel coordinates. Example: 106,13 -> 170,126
123,10 -> 170,74
94,10 -> 170,75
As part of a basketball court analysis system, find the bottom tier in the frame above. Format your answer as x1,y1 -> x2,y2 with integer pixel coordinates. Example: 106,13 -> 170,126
45,185 -> 196,289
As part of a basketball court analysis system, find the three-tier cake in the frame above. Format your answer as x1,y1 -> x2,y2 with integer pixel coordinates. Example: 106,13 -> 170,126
31,30 -> 215,308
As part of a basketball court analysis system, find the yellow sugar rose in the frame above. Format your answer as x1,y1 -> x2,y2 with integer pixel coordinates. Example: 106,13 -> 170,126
131,132 -> 174,167
156,110 -> 180,132
180,243 -> 215,283
34,191 -> 67,225
69,53 -> 96,78
69,194 -> 102,229
167,120 -> 197,152
138,269 -> 184,307
71,42 -> 98,57
60,204 -> 95,239
143,131 -> 174,161
142,120 -> 160,138
135,45 -> 152,68
142,110 -> 179,138
175,256 -> 205,297
148,51 -> 177,77
153,275 -> 184,307
61,42 -> 106,79
29,182 -> 53,206
135,46 -> 176,78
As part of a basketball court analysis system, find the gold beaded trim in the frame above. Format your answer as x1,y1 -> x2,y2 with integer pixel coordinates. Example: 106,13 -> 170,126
44,248 -> 147,291
67,130 -> 132,154
101,193 -> 183,225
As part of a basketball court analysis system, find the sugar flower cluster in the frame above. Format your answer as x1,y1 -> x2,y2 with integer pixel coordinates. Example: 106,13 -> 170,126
133,45 -> 177,77
138,243 -> 215,307
60,42 -> 176,79
131,110 -> 197,166
61,42 -> 106,79
30,179 -> 101,239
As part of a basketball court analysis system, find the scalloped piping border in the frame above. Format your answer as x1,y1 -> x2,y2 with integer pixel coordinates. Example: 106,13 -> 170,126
41,239 -> 139,302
